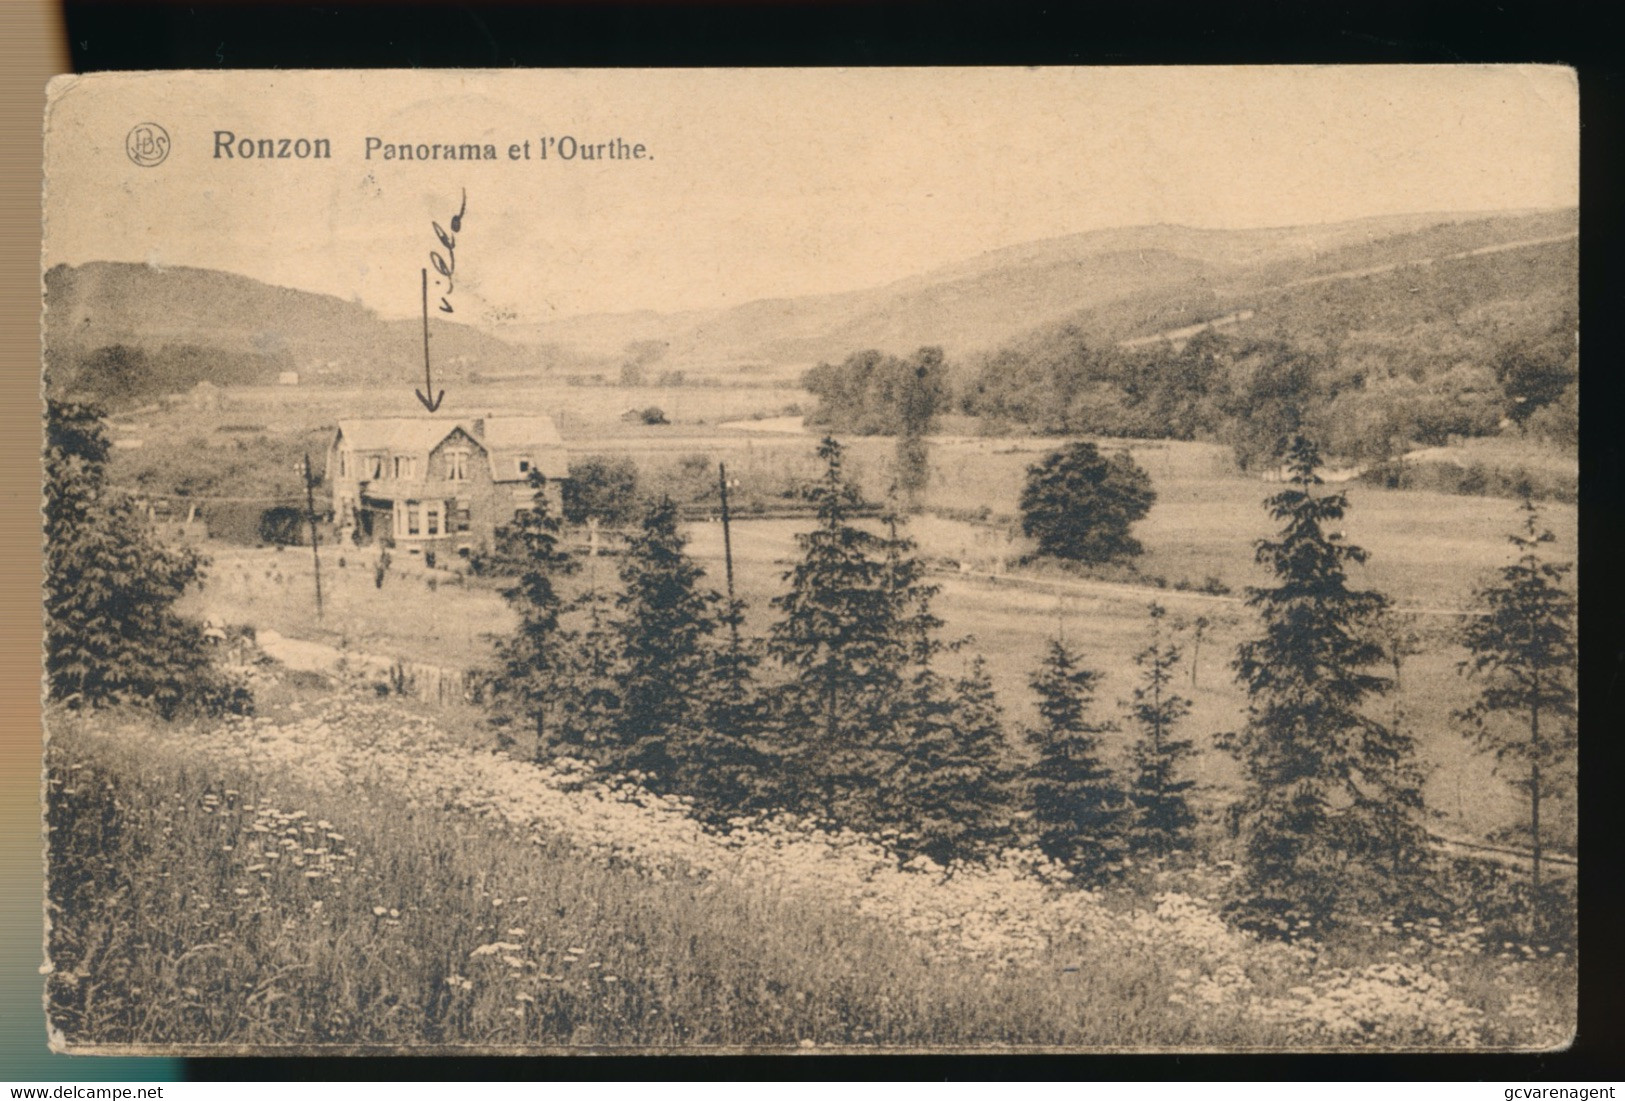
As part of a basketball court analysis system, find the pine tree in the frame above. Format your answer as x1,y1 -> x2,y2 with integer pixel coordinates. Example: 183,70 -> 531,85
1376,613 -> 1435,890
768,437 -> 910,821
1220,435 -> 1432,935
689,594 -> 776,823
680,461 -> 778,822
564,585 -> 623,762
1025,638 -> 1129,880
489,470 -> 579,761
1456,499 -> 1577,906
45,400 -> 248,718
875,502 -> 1017,862
880,508 -> 944,671
1123,604 -> 1198,860
892,655 -> 1019,865
608,496 -> 721,787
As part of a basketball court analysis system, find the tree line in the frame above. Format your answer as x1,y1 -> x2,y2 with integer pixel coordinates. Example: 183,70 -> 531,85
481,433 -> 1576,939
803,314 -> 1577,472
483,436 -> 1202,872
44,400 -> 1577,942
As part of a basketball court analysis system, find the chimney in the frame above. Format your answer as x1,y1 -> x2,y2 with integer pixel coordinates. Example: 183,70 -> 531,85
471,417 -> 485,439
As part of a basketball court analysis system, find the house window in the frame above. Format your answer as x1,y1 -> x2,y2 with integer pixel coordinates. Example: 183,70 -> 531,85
425,502 -> 442,536
339,449 -> 348,477
394,456 -> 416,480
368,456 -> 383,480
406,502 -> 421,536
454,502 -> 471,533
517,458 -> 531,475
446,449 -> 469,481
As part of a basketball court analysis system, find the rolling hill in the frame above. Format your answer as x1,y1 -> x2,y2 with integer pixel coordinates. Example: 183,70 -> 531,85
44,206 -> 1576,406
493,208 -> 1576,370
43,262 -> 573,403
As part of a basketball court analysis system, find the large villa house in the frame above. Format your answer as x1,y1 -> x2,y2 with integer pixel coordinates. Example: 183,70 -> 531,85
326,414 -> 568,557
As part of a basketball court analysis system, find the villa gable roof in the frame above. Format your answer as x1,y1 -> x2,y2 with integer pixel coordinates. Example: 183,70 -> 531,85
335,417 -> 463,456
334,414 -> 568,480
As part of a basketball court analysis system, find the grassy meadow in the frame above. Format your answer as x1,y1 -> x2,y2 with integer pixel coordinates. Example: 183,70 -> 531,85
177,426 -> 1576,850
46,686 -> 1574,1052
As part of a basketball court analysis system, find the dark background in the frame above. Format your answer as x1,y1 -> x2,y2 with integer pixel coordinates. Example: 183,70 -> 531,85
56,0 -> 1624,1082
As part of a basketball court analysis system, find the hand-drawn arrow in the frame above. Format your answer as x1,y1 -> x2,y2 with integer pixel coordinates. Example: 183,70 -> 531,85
415,267 -> 444,412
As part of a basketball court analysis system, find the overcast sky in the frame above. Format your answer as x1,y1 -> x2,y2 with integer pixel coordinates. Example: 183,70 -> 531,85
44,66 -> 1577,324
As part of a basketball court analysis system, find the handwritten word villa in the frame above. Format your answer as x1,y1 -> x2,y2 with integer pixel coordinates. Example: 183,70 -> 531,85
211,131 -> 649,162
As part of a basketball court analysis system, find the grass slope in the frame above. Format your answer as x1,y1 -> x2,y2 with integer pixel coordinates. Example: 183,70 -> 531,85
46,691 -> 1573,1052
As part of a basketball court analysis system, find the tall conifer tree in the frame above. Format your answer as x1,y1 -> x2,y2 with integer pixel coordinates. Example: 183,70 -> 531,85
892,655 -> 1018,865
1123,604 -> 1198,860
565,585 -> 623,762
690,593 -> 775,822
609,496 -> 721,786
489,470 -> 579,760
869,508 -> 1019,860
1220,436 -> 1431,934
1026,638 -> 1129,880
1457,499 -> 1577,906
769,437 -> 908,821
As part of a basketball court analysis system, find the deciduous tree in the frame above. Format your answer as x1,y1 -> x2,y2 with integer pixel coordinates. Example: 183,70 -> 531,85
895,348 -> 943,507
1019,442 -> 1155,563
45,400 -> 248,717
563,455 -> 643,527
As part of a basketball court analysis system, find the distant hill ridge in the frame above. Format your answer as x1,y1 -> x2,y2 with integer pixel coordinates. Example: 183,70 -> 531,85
45,207 -> 1576,401
43,261 -> 564,401
494,207 -> 1575,366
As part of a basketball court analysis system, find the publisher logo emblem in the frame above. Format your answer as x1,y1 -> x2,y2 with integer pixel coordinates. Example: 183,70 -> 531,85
126,123 -> 170,167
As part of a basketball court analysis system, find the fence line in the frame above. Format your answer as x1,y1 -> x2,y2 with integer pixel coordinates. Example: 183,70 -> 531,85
253,628 -> 475,707
1427,831 -> 1577,874
937,564 -> 1488,618
386,658 -> 475,707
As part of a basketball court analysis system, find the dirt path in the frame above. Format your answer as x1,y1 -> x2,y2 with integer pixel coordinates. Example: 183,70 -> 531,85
1120,231 -> 1577,349
1278,231 -> 1577,291
684,519 -> 1483,619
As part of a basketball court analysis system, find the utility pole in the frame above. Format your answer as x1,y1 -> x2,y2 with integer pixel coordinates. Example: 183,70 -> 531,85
1189,615 -> 1209,689
718,462 -> 739,651
303,452 -> 324,620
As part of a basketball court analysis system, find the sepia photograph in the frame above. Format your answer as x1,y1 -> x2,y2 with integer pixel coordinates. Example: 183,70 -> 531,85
40,66 -> 1578,1054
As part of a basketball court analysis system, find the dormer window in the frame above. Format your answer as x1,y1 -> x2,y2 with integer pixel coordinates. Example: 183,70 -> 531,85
446,448 -> 469,481
368,456 -> 383,480
393,456 -> 417,479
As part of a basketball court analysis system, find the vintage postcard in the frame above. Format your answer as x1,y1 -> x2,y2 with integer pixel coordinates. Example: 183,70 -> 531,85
41,67 -> 1577,1054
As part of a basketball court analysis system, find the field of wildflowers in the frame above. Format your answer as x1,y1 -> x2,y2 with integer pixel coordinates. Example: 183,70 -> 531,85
45,682 -> 1574,1052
